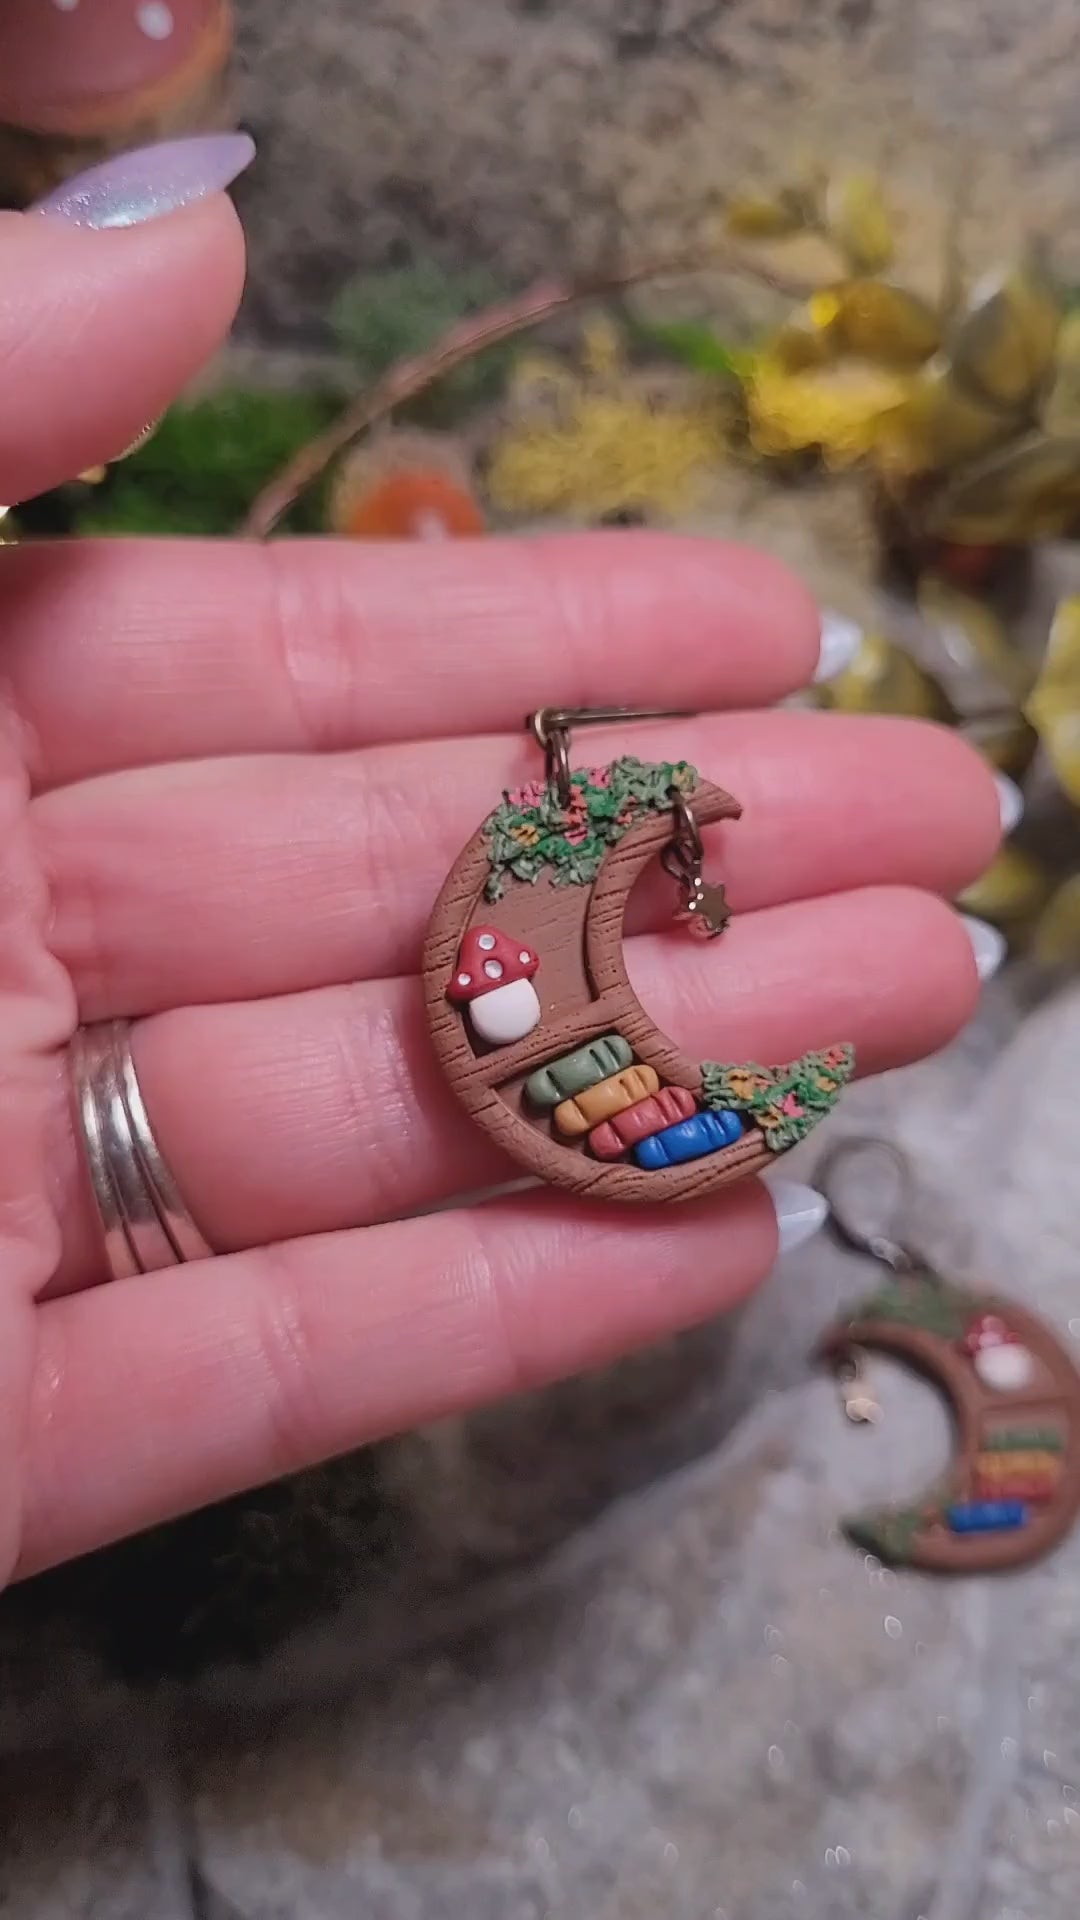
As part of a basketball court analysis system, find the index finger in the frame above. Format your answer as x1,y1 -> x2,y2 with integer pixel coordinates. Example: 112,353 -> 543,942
3,532 -> 823,790
0,201 -> 245,506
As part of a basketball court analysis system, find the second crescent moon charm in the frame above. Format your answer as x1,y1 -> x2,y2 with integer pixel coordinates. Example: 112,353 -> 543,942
817,1138 -> 1080,1573
822,1279 -> 1080,1573
423,726 -> 854,1204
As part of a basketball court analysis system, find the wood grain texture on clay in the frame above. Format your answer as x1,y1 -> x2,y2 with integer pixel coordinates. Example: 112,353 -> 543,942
425,776 -> 780,1203
820,1296 -> 1080,1572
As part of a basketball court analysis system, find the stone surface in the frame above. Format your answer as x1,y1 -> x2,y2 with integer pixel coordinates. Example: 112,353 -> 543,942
0,1752 -> 190,1920
228,0 -> 1080,347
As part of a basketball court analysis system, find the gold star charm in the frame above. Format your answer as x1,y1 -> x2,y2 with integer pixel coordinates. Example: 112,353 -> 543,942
681,877 -> 731,938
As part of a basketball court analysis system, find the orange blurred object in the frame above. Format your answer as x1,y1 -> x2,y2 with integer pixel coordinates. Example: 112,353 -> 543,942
339,469 -> 487,540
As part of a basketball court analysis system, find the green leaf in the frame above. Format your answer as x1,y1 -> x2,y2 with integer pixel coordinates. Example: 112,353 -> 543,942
629,318 -> 741,378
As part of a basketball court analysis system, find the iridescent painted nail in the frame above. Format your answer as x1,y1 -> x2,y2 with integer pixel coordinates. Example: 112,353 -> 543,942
960,914 -> 1007,984
28,132 -> 255,230
814,609 -> 863,684
993,772 -> 1024,837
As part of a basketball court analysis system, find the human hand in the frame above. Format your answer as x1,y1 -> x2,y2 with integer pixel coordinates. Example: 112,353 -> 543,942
0,152 -> 1005,1589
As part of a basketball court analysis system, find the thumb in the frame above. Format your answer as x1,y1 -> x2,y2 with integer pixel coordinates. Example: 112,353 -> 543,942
1,135 -> 252,505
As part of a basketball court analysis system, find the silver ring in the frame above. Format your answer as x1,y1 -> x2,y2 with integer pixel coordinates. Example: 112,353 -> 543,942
71,1020 -> 213,1279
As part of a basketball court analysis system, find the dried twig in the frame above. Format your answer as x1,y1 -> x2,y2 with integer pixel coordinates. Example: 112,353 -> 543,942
241,245 -> 812,537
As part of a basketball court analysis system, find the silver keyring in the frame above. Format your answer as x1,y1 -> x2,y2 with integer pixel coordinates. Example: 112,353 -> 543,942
70,1020 -> 213,1279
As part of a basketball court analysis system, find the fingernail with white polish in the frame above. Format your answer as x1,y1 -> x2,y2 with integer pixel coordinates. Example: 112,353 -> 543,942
994,771 -> 1024,837
814,609 -> 863,683
961,913 -> 1007,982
29,134 -> 256,230
768,1179 -> 830,1255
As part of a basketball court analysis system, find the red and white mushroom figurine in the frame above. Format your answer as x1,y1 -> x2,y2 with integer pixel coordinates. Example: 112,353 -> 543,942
447,927 -> 541,1045
0,0 -> 229,136
961,1312 -> 1036,1392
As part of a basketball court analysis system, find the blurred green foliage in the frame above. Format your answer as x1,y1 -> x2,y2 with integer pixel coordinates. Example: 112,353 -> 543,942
330,257 -> 515,419
74,389 -> 339,536
624,315 -> 743,377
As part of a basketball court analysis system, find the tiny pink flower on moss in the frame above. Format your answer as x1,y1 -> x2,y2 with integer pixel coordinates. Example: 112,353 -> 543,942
565,825 -> 589,846
507,779 -> 546,810
779,1093 -> 805,1118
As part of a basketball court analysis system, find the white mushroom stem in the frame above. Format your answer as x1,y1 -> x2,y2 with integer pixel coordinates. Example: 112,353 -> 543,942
469,978 -> 542,1046
974,1344 -> 1035,1392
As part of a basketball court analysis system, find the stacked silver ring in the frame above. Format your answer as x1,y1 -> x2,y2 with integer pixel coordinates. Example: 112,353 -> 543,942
71,1020 -> 213,1279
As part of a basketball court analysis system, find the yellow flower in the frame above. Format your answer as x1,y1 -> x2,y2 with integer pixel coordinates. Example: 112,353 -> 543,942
487,315 -> 728,521
580,312 -> 625,380
746,357 -> 910,469
510,821 -> 541,847
488,390 -> 725,519
725,1068 -> 766,1101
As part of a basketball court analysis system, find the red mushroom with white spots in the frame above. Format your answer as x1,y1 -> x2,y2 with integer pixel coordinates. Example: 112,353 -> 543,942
961,1312 -> 1036,1392
447,927 -> 541,1045
0,1 -> 228,139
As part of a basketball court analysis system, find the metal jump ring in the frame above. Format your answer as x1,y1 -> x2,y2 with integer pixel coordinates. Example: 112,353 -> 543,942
671,791 -> 704,863
659,790 -> 705,885
529,709 -> 573,807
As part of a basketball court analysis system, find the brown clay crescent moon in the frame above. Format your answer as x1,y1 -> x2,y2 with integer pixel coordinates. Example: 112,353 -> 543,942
423,769 -> 851,1203
820,1285 -> 1080,1572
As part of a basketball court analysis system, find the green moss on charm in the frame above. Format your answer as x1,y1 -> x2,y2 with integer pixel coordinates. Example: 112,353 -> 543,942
845,1504 -> 926,1563
484,756 -> 697,901
846,1272 -> 975,1342
699,1045 -> 855,1150
842,1473 -> 957,1565
845,1500 -> 934,1564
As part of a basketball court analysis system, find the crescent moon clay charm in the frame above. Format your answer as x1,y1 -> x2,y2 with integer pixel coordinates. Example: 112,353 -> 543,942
821,1274 -> 1080,1572
423,748 -> 854,1203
